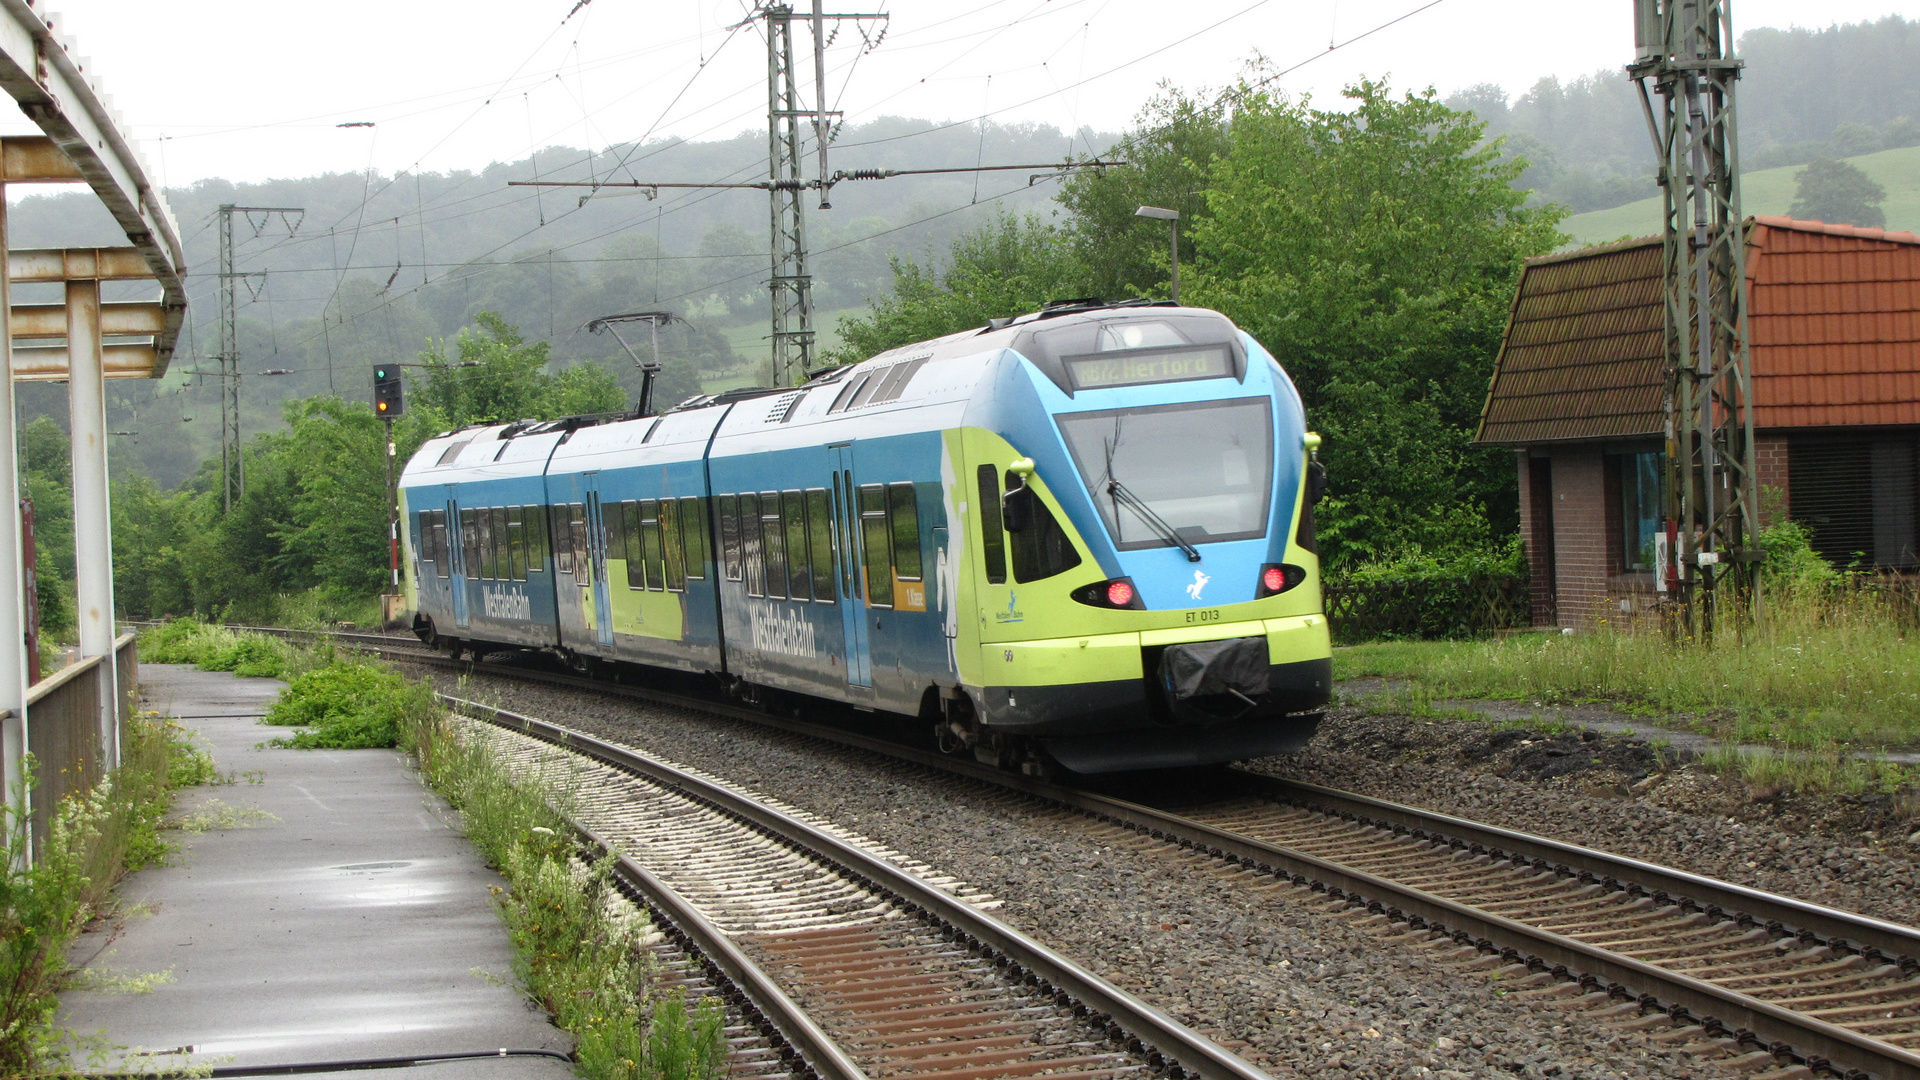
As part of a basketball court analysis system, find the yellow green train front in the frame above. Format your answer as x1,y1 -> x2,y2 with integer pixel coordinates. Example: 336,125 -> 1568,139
915,302 -> 1330,772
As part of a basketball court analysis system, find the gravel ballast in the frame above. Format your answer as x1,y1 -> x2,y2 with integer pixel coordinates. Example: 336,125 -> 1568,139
1244,708 -> 1920,930
426,667 -> 1754,1080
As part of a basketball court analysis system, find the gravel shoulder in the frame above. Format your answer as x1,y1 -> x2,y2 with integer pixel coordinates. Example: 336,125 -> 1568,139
1243,706 -> 1920,930
431,666 -> 1738,1080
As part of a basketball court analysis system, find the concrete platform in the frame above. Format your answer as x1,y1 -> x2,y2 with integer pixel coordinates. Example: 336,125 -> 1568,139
57,664 -> 574,1078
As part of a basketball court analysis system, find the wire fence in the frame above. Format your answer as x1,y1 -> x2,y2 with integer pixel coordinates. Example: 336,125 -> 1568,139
1324,573 -> 1532,644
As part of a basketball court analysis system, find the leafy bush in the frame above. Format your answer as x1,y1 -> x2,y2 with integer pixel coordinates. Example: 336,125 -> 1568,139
262,661 -> 436,749
138,617 -> 216,665
138,618 -> 291,678
1326,540 -> 1530,642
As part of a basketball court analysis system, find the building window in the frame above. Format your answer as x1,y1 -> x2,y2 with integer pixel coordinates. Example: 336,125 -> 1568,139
1790,436 -> 1919,569
1620,452 -> 1662,572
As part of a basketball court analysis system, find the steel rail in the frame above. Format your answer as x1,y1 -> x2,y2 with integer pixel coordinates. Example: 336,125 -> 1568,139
445,694 -> 1275,1080
1249,775 -> 1920,968
325,636 -> 1920,1078
574,819 -> 867,1080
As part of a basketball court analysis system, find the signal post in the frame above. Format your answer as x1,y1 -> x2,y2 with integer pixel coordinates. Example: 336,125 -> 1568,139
374,365 -> 404,626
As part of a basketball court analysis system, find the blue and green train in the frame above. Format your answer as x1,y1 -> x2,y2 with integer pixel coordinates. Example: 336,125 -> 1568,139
398,299 -> 1332,773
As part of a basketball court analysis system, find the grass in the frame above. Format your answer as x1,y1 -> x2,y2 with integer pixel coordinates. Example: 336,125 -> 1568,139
400,693 -> 727,1080
139,617 -> 340,683
1337,584 -> 1919,796
0,713 -> 216,1074
1561,143 -> 1920,246
259,660 -> 436,749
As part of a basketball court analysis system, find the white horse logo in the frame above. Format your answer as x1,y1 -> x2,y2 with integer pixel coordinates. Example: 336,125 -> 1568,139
1185,568 -> 1211,601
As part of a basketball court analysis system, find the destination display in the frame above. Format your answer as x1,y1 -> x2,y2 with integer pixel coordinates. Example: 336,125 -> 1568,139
1063,345 -> 1233,391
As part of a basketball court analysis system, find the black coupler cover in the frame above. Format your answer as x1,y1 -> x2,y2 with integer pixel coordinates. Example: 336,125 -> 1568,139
1158,636 -> 1270,726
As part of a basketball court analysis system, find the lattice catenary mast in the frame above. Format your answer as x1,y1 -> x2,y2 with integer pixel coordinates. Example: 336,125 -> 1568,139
1629,0 -> 1760,639
215,204 -> 303,512
757,2 -> 885,387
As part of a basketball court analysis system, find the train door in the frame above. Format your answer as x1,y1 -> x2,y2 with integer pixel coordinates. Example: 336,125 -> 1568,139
583,474 -> 616,647
446,488 -> 470,629
830,445 -> 873,688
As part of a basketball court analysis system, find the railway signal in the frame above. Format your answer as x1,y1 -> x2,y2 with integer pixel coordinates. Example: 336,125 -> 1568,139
373,364 -> 405,417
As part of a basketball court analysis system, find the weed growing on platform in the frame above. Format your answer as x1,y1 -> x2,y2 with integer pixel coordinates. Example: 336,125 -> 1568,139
260,661 -> 435,749
0,715 -> 212,1074
402,708 -> 727,1080
139,618 -> 293,679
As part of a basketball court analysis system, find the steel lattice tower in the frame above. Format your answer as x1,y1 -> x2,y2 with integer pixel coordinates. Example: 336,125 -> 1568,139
1630,0 -> 1759,639
216,204 -> 241,512
763,4 -> 815,387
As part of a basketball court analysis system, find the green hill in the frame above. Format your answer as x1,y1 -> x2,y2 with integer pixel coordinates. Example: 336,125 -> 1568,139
1560,143 -> 1920,247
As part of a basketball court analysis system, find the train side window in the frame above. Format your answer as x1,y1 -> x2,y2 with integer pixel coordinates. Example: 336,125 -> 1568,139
597,500 -> 620,577
1007,479 -> 1083,584
495,506 -> 513,581
720,495 -> 743,582
976,465 -> 1007,585
569,503 -> 590,579
888,483 -> 922,581
661,499 -> 685,592
782,490 -> 810,601
549,503 -> 568,572
680,496 -> 707,580
641,500 -> 666,592
859,484 -> 894,608
430,511 -> 444,577
524,505 -> 547,573
760,491 -> 787,600
459,508 -> 478,575
470,507 -> 487,576
805,488 -> 834,603
740,493 -> 764,596
507,506 -> 526,581
617,501 -> 639,589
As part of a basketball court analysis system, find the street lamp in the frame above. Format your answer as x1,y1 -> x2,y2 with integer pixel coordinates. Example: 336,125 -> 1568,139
1135,205 -> 1180,305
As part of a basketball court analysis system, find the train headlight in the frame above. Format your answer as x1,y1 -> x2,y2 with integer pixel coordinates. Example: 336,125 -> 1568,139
1256,563 -> 1307,598
1070,577 -> 1145,610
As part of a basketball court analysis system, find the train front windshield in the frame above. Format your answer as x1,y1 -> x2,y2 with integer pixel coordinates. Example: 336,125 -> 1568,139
1057,397 -> 1273,551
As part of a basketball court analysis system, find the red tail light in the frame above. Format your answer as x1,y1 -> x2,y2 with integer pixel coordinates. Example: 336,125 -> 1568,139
1070,577 -> 1145,610
1256,563 -> 1307,599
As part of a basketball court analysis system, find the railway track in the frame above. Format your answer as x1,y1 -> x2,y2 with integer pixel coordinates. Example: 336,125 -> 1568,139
259,629 -> 1920,1079
453,695 -> 1272,1080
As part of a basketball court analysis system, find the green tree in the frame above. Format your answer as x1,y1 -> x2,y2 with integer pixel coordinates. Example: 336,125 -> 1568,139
416,311 -> 626,427
825,214 -> 1085,364
1789,157 -> 1887,228
1056,84 -> 1232,301
1186,79 -> 1564,567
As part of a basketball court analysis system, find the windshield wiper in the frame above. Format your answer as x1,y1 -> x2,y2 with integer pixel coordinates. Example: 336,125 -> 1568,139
1107,478 -> 1201,562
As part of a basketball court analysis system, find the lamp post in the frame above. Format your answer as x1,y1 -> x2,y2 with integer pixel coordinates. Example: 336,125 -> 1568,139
1135,205 -> 1180,305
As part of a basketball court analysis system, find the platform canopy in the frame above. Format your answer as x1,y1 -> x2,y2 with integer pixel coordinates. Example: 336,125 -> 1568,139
0,2 -> 187,378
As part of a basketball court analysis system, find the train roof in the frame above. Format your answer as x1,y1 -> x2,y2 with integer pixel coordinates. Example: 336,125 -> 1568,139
403,300 -> 1251,480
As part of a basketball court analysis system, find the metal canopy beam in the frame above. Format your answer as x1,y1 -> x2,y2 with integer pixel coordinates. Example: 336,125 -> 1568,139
11,301 -> 166,338
0,3 -> 185,374
11,343 -> 157,381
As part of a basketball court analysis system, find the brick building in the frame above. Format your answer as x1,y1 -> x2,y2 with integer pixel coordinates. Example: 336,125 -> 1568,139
1474,216 -> 1920,629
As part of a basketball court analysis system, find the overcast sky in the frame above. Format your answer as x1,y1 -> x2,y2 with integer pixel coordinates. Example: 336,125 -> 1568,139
21,0 -> 1920,191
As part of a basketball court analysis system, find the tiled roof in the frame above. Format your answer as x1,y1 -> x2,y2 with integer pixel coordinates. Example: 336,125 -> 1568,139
1747,216 -> 1920,429
1474,235 -> 1665,445
1475,217 -> 1920,445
